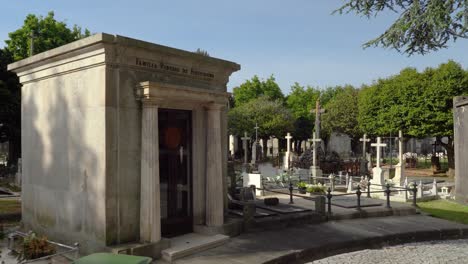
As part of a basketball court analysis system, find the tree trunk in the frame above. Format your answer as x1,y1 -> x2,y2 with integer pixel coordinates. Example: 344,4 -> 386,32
437,136 -> 455,177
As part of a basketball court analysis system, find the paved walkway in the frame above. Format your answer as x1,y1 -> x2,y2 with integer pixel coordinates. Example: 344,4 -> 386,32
173,215 -> 468,264
309,239 -> 468,264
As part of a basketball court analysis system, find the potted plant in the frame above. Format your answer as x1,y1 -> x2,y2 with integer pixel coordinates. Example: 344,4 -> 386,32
297,181 -> 307,194
307,184 -> 326,195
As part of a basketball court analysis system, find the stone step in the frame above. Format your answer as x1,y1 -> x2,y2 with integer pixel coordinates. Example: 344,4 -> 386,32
161,233 -> 229,262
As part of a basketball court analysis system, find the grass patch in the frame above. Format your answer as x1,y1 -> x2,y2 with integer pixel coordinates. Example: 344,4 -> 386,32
0,199 -> 21,214
418,199 -> 468,224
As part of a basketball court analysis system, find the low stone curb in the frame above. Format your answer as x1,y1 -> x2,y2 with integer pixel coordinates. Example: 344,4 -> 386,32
264,226 -> 468,264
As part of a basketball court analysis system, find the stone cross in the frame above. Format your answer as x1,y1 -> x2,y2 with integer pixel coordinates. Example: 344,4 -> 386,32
359,134 -> 371,158
311,98 -> 326,138
397,130 -> 404,164
254,123 -> 259,143
241,132 -> 250,164
285,133 -> 293,169
371,137 -> 387,168
285,133 -> 293,153
309,133 -> 322,167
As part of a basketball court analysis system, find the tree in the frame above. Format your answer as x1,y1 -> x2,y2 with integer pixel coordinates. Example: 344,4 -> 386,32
228,96 -> 294,154
232,75 -> 285,106
357,61 -> 468,176
0,49 -> 20,165
335,0 -> 468,55
322,85 -> 360,137
286,83 -> 320,142
6,11 -> 90,60
417,61 -> 468,175
0,12 -> 90,166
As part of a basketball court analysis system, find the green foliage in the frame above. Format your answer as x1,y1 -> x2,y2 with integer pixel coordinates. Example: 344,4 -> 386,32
18,233 -> 56,261
296,181 -> 307,188
6,11 -> 90,61
0,12 -> 90,165
322,85 -> 359,137
335,0 -> 468,55
358,61 -> 468,138
306,184 -> 326,194
228,96 -> 294,138
232,75 -> 285,106
286,83 -> 320,139
194,48 -> 210,57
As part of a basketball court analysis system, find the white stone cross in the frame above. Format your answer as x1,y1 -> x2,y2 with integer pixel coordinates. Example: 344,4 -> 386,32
359,133 -> 371,158
371,137 -> 387,168
254,123 -> 259,143
285,133 -> 293,153
241,131 -> 250,164
308,133 -> 322,167
397,130 -> 404,165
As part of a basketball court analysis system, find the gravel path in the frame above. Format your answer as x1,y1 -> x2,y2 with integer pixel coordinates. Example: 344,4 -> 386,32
308,239 -> 468,264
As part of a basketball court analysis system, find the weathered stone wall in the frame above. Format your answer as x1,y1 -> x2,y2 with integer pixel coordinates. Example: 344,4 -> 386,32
19,49 -> 108,252
454,96 -> 468,204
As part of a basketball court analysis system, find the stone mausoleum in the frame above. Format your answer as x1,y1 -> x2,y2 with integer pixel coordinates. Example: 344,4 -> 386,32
8,33 -> 240,256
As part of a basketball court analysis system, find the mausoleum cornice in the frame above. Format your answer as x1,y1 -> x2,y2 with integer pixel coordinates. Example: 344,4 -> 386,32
136,81 -> 229,106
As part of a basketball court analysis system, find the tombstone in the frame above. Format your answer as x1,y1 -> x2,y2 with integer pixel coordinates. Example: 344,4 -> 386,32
305,141 -> 311,150
370,137 -> 387,190
300,141 -> 306,153
229,135 -> 236,158
243,172 -> 263,197
241,132 -> 251,166
284,133 -> 293,170
15,158 -> 22,186
366,152 -> 373,171
431,178 -> 438,196
394,130 -> 405,186
418,180 -> 424,197
359,134 -> 371,175
7,33 -> 240,255
266,139 -> 273,157
251,142 -> 257,165
347,177 -> 353,193
328,132 -> 352,159
272,138 -> 279,157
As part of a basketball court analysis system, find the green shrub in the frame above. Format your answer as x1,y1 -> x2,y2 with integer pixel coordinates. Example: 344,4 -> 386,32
307,185 -> 326,194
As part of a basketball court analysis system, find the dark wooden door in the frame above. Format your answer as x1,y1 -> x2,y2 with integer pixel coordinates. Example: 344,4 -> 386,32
159,109 -> 192,237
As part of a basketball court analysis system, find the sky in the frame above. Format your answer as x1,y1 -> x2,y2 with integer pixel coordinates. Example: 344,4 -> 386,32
1,0 -> 467,93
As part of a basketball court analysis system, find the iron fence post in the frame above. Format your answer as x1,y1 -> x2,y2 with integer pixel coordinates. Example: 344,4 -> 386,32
367,181 -> 371,198
326,187 -> 332,215
356,185 -> 362,211
385,183 -> 391,208
412,182 -> 418,207
289,182 -> 294,204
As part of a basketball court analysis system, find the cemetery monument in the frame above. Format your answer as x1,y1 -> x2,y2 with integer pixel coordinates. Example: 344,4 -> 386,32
8,33 -> 240,256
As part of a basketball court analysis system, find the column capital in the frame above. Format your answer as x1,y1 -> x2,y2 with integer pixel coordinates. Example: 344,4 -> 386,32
204,102 -> 227,111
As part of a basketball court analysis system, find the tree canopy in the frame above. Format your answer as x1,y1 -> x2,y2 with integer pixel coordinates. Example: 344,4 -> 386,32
335,0 -> 468,55
228,96 -> 294,140
0,12 -> 90,166
232,75 -> 284,106
322,85 -> 360,137
6,11 -> 90,61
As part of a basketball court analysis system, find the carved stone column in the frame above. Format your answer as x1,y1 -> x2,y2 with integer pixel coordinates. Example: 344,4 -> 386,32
140,101 -> 161,243
205,103 -> 225,227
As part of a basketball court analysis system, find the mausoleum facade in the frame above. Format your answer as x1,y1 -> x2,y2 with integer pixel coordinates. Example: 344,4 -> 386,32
8,33 -> 240,255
